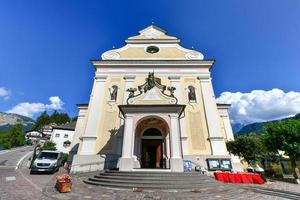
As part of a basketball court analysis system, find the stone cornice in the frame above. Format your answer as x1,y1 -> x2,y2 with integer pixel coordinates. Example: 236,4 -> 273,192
123,75 -> 136,80
125,39 -> 181,44
217,103 -> 231,109
197,74 -> 211,80
94,75 -> 107,80
91,60 -> 215,68
168,75 -> 181,80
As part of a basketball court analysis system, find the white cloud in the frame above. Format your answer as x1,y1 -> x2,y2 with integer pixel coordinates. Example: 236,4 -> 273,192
216,88 -> 300,125
0,87 -> 10,100
7,96 -> 64,118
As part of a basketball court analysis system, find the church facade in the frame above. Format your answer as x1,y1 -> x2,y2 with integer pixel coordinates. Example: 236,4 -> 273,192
71,25 -> 241,173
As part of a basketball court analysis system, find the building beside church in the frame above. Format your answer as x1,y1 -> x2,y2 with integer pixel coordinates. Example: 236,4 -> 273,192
50,121 -> 76,153
70,25 -> 241,173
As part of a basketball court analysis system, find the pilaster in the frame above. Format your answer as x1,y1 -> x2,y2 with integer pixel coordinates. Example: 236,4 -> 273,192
79,75 -> 107,155
169,113 -> 184,172
123,75 -> 136,104
119,114 -> 135,171
168,76 -> 188,156
198,76 -> 226,155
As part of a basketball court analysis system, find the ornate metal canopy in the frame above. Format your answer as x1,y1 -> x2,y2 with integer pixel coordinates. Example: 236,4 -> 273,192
126,72 -> 178,104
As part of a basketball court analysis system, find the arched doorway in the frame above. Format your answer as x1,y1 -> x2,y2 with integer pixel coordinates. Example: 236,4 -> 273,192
135,116 -> 170,169
141,128 -> 163,168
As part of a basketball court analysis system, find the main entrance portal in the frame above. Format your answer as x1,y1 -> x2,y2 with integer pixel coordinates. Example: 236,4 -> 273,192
134,117 -> 170,169
141,128 -> 163,168
118,105 -> 185,172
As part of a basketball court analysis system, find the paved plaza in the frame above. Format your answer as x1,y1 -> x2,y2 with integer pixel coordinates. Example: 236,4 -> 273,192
41,173 -> 300,200
1,147 -> 300,200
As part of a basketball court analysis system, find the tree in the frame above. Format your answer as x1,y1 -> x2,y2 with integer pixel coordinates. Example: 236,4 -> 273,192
49,111 -> 70,125
0,131 -> 12,149
226,134 -> 265,165
0,124 -> 25,149
33,111 -> 50,130
33,111 -> 71,130
9,123 -> 25,147
40,141 -> 57,151
263,120 -> 300,178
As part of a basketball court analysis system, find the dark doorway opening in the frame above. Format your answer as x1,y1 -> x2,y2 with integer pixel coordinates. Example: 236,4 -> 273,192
141,139 -> 163,168
140,128 -> 163,168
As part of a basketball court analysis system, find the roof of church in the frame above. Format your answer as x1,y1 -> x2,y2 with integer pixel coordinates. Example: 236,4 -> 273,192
126,25 -> 179,43
100,25 -> 205,61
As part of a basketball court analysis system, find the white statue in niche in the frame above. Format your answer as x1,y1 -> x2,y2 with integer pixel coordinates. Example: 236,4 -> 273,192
188,86 -> 196,102
109,85 -> 118,101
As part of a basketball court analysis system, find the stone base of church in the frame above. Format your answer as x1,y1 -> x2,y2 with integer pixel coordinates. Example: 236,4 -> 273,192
170,158 -> 184,172
70,154 -> 120,174
183,155 -> 244,172
118,157 -> 136,171
70,154 -> 243,173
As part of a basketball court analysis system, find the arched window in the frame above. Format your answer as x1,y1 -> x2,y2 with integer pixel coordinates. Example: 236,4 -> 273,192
188,86 -> 196,102
109,85 -> 118,101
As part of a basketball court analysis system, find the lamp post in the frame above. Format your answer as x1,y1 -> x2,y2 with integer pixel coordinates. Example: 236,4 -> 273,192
276,150 -> 287,175
30,142 -> 40,169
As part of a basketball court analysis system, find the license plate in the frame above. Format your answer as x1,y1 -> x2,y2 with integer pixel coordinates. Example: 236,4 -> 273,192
37,169 -> 46,171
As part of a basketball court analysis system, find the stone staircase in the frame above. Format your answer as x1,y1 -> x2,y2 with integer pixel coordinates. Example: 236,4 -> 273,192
83,170 -> 220,189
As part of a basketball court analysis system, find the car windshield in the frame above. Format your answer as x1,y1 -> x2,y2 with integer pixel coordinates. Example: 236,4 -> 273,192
37,152 -> 58,160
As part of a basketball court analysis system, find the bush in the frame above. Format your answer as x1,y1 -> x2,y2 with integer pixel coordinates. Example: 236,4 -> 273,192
62,153 -> 68,164
25,139 -> 33,146
40,141 -> 57,151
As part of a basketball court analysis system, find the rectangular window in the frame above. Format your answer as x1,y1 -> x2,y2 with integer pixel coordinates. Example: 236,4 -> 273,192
64,134 -> 68,138
55,134 -> 60,137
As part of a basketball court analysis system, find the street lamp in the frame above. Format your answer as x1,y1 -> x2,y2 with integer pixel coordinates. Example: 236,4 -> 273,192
29,142 -> 40,169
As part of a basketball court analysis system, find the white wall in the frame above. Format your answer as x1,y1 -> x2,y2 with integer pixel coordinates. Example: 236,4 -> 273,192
50,129 -> 75,153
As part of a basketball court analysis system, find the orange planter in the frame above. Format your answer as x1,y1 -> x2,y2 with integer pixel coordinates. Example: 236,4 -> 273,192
56,181 -> 72,193
55,174 -> 72,193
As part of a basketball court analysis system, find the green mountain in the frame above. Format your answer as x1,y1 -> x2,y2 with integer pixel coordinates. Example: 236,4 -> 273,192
236,113 -> 300,135
0,112 -> 35,133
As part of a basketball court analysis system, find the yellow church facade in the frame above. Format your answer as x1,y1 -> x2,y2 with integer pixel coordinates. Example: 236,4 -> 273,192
70,25 -> 241,173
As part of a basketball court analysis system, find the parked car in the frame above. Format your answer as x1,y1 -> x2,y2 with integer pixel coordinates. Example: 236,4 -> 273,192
30,150 -> 63,174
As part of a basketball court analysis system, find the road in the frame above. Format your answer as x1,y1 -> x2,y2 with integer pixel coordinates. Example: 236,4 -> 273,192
0,146 -> 58,200
0,146 -> 33,169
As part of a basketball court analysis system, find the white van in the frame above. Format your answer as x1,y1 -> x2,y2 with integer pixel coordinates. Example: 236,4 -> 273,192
30,150 -> 63,174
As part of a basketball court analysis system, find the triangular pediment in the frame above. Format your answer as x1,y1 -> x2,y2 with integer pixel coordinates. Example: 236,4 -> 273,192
127,25 -> 178,41
100,25 -> 204,60
128,87 -> 176,105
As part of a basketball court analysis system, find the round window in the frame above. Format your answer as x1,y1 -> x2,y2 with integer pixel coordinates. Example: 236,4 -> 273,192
146,46 -> 159,54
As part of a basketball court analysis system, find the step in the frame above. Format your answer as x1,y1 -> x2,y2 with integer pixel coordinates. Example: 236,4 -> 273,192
94,175 -> 212,181
83,170 -> 218,189
105,170 -> 203,175
83,179 -> 220,189
100,172 -> 206,177
88,177 -> 214,185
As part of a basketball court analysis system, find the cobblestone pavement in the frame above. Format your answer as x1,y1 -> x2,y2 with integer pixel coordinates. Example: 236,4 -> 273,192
1,147 -> 300,200
42,173 -> 300,200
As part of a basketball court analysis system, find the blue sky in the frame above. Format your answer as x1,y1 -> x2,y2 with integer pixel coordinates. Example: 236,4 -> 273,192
0,0 -> 299,124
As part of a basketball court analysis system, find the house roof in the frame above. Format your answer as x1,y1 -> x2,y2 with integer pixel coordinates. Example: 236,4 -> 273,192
53,121 -> 77,131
